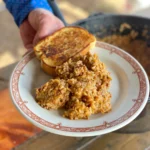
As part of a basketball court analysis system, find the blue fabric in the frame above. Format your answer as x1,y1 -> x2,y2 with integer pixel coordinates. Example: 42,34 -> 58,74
3,0 -> 53,26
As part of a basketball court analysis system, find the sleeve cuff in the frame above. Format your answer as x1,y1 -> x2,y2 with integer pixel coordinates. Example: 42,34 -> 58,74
4,0 -> 53,26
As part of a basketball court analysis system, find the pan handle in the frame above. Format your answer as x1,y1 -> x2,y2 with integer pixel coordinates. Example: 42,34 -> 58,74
47,0 -> 67,26
88,12 -> 104,18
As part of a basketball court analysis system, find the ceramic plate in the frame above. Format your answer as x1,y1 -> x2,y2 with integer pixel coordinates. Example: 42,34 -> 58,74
9,41 -> 149,137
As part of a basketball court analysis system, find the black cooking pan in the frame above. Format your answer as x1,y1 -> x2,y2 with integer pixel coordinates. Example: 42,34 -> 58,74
75,13 -> 150,39
48,0 -> 150,133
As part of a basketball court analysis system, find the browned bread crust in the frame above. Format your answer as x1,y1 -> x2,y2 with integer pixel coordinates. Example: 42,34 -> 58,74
41,59 -> 56,76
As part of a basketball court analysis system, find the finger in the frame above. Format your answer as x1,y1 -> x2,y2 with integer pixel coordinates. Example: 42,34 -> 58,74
20,20 -> 36,49
28,9 -> 64,46
33,17 -> 64,45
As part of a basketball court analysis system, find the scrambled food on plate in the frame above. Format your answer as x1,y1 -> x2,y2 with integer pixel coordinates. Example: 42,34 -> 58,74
34,27 -> 112,120
36,52 -> 111,119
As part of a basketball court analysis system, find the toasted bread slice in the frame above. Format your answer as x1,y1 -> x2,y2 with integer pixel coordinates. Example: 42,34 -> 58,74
34,26 -> 96,65
41,59 -> 56,76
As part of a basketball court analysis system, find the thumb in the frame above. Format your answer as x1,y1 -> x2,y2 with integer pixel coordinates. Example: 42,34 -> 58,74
33,17 -> 64,45
28,8 -> 64,46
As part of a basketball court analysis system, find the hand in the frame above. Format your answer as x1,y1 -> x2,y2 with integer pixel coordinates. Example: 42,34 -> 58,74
20,8 -> 64,50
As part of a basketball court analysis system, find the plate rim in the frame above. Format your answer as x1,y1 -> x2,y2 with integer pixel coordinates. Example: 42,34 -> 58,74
9,41 -> 149,137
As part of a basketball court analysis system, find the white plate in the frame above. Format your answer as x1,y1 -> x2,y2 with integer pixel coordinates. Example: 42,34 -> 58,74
9,41 -> 149,137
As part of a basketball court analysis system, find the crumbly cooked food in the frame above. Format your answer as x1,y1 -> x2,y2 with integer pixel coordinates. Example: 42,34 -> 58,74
119,23 -> 131,33
36,79 -> 70,109
36,52 -> 112,120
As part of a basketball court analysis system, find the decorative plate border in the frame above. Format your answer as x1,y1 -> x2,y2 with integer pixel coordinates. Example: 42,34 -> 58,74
10,42 -> 147,132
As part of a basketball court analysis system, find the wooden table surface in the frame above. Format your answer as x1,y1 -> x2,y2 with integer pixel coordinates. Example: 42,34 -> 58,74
0,89 -> 41,150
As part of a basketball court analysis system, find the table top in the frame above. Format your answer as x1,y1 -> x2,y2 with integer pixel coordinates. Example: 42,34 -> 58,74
1,6 -> 150,150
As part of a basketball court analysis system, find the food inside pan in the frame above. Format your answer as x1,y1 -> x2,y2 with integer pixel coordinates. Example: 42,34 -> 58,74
97,23 -> 150,79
